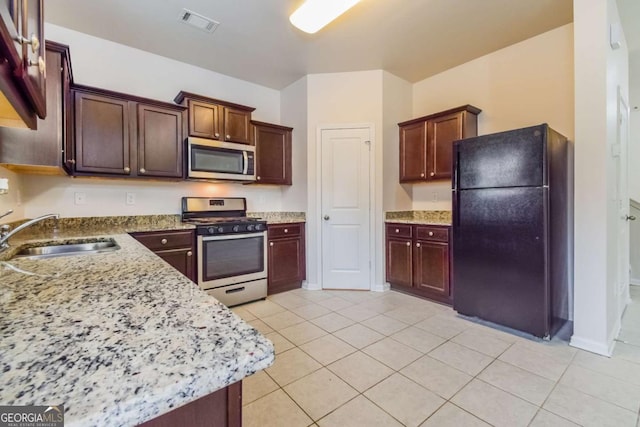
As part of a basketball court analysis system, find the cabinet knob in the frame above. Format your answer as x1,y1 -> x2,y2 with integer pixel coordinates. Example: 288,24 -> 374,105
406,241 -> 411,247
139,168 -> 146,174
269,242 -> 274,247
161,238 -> 168,245
69,159 -> 76,164
226,134 -> 231,140
214,132 -> 220,138
395,229 -> 400,233
29,56 -> 45,74
187,251 -> 193,257
257,176 -> 261,181
420,173 -> 425,178
284,229 -> 288,233
428,231 -> 434,236
430,172 -> 435,177
124,167 -> 131,173
416,243 -> 421,248
18,33 -> 40,53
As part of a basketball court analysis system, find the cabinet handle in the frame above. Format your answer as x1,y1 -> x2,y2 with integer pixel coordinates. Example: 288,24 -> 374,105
69,159 -> 76,164
187,251 -> 193,257
161,238 -> 168,245
406,241 -> 411,247
18,33 -> 40,53
226,134 -> 231,140
420,173 -> 425,178
214,132 -> 220,138
124,167 -> 131,173
284,229 -> 288,233
428,231 -> 434,236
29,56 -> 45,74
139,168 -> 146,174
269,242 -> 274,247
416,243 -> 421,248
430,172 -> 435,177
395,229 -> 400,233
257,176 -> 261,181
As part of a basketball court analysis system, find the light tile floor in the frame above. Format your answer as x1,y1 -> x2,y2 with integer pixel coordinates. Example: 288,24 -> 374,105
234,286 -> 640,427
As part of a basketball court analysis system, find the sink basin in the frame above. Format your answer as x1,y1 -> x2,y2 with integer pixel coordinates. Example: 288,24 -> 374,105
12,240 -> 120,260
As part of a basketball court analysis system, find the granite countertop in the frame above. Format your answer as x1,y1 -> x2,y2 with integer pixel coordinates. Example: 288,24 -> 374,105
0,228 -> 274,426
248,211 -> 306,224
385,210 -> 452,226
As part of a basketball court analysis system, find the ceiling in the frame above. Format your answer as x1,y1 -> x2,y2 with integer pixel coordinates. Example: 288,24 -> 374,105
45,0 -> 573,90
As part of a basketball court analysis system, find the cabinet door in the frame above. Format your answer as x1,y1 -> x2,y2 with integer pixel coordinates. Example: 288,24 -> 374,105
137,104 -> 183,178
17,0 -> 45,119
386,238 -> 413,288
413,240 -> 450,299
268,237 -> 304,294
188,100 -> 221,140
223,107 -> 251,144
254,123 -> 291,185
427,112 -> 462,180
0,1 -> 22,69
74,91 -> 131,175
156,248 -> 195,282
399,121 -> 427,182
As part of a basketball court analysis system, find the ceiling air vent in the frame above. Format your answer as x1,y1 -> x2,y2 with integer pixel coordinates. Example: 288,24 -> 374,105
179,8 -> 220,33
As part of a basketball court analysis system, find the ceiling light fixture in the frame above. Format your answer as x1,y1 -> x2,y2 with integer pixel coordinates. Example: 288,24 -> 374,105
289,0 -> 361,34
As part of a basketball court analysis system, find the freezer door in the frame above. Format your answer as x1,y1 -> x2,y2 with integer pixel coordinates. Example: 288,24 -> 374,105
452,186 -> 550,337
454,124 -> 547,190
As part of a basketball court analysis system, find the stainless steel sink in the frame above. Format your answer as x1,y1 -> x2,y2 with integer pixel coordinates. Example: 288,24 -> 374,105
12,240 -> 120,260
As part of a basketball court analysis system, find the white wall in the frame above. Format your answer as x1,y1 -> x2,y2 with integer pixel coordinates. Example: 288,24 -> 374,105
571,0 -> 629,356
382,72 -> 413,212
0,167 -> 24,222
411,24 -> 575,210
9,24 -> 285,219
305,71 -> 385,290
280,76 -> 308,212
629,53 -> 640,202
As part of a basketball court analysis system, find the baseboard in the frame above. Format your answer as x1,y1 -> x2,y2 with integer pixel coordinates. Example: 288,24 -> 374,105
371,283 -> 390,292
570,335 -> 612,356
302,282 -> 322,291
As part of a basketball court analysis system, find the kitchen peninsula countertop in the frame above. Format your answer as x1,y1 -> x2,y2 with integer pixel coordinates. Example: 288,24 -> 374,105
0,223 -> 274,427
385,210 -> 452,226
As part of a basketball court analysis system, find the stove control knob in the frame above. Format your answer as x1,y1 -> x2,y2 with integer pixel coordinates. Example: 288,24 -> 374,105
232,225 -> 240,232
207,227 -> 215,234
247,224 -> 255,231
218,227 -> 225,233
256,224 -> 265,231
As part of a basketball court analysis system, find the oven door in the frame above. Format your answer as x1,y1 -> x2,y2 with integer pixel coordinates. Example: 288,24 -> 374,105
197,232 -> 267,289
187,137 -> 256,181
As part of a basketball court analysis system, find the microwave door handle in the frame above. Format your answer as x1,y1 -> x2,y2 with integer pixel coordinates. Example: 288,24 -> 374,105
243,151 -> 248,175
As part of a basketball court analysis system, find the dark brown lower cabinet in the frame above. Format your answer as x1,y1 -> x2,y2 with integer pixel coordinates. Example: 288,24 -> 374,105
385,223 -> 451,304
267,223 -> 306,295
138,381 -> 241,427
131,230 -> 196,282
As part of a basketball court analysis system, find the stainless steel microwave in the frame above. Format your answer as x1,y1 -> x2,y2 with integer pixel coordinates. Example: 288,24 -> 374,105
186,137 -> 256,181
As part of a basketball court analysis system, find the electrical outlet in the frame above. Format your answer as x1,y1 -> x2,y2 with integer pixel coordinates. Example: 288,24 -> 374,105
126,192 -> 136,205
74,192 -> 86,205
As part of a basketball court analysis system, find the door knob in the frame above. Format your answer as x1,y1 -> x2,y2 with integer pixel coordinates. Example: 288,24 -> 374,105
323,215 -> 330,221
627,215 -> 637,221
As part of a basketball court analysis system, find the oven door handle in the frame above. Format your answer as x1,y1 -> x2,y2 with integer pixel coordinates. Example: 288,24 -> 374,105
225,286 -> 246,294
199,231 -> 266,242
243,151 -> 249,175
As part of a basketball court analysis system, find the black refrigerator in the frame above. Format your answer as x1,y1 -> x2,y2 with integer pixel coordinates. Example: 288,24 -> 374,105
452,124 -> 570,338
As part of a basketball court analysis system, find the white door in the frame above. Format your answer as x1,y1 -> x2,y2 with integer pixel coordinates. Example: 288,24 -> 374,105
320,127 -> 371,290
617,91 -> 631,315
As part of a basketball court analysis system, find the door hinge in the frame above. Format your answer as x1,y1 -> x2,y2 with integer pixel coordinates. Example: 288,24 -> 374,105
364,140 -> 371,150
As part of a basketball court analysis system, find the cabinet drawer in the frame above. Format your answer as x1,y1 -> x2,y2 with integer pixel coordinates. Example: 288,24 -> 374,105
268,223 -> 303,239
415,226 -> 449,242
133,230 -> 194,251
386,223 -> 413,238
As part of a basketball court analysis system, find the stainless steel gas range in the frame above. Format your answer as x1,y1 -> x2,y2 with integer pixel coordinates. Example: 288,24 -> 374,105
182,197 -> 267,307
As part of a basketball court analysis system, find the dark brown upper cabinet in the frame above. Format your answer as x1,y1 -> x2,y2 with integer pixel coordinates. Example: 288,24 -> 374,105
72,85 -> 185,179
174,91 -> 255,145
0,41 -> 73,174
398,105 -> 480,183
252,120 -> 293,185
0,0 -> 46,129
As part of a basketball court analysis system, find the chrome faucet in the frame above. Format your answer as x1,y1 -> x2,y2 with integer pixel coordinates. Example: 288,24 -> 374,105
0,213 -> 60,252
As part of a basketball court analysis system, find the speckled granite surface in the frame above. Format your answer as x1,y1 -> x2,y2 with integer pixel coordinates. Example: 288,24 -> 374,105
385,210 -> 452,225
0,232 -> 274,427
248,211 -> 306,224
